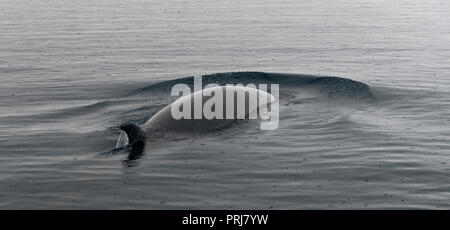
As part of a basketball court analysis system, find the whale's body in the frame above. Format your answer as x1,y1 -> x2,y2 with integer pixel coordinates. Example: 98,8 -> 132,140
118,86 -> 275,149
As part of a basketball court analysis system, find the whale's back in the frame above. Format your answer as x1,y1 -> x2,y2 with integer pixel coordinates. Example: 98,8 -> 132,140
142,86 -> 275,133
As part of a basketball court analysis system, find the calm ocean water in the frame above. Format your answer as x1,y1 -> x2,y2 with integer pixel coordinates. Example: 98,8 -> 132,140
0,0 -> 449,209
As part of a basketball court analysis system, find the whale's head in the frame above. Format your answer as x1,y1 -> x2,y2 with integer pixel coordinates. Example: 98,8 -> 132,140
119,122 -> 146,147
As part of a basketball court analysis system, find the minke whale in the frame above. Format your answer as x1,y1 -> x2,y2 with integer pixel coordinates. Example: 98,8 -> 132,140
117,85 -> 278,150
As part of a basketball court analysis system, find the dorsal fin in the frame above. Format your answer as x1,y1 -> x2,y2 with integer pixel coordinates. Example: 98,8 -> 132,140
119,122 -> 146,147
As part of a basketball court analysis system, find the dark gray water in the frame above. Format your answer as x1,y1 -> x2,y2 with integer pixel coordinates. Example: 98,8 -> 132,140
1,0 -> 449,209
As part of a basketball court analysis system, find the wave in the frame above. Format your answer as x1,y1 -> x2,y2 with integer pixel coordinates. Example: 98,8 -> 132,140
129,71 -> 375,100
